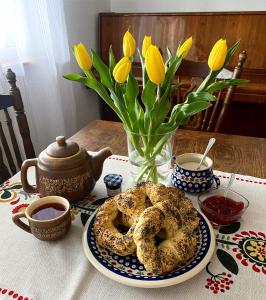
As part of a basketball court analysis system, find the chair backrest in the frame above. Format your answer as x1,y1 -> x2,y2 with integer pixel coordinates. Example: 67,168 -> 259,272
171,51 -> 247,132
0,68 -> 35,181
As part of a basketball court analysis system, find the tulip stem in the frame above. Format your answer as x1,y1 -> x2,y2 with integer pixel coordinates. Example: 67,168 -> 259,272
85,69 -> 94,79
156,85 -> 160,101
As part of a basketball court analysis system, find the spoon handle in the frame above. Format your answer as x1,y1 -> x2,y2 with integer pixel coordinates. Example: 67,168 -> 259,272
197,138 -> 216,170
224,173 -> 235,198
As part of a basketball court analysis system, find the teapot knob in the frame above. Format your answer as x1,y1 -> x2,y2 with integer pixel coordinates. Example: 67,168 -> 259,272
56,136 -> 66,146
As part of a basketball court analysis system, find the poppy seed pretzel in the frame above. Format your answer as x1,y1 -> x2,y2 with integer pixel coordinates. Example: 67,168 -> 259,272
133,196 -> 199,274
93,187 -> 152,256
93,182 -> 199,266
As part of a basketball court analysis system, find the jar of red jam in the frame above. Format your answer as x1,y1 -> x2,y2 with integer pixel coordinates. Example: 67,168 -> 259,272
198,187 -> 249,226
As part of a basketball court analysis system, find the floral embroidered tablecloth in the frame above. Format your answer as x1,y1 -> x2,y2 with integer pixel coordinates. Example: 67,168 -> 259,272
0,155 -> 265,300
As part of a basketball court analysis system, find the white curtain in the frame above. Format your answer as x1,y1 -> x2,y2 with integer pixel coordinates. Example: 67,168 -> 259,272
0,0 -> 77,155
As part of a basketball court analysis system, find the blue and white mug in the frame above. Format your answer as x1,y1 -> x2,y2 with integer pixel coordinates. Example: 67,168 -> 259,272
171,153 -> 220,193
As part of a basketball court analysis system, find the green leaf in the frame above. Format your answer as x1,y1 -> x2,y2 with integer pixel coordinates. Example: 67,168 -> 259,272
71,46 -> 75,55
216,249 -> 239,275
206,79 -> 249,94
109,89 -> 132,130
63,73 -> 85,81
219,222 -> 241,234
167,47 -> 173,60
141,80 -> 157,110
109,45 -> 116,73
173,101 -> 212,127
149,85 -> 172,133
181,101 -> 212,117
115,82 -> 124,101
161,56 -> 182,94
125,74 -> 140,129
91,49 -> 113,89
125,73 -> 139,109
151,98 -> 171,133
224,40 -> 241,66
166,47 -> 174,67
171,82 -> 183,94
186,91 -> 216,103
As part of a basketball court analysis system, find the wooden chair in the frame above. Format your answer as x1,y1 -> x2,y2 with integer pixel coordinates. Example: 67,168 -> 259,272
172,51 -> 247,132
0,68 -> 35,183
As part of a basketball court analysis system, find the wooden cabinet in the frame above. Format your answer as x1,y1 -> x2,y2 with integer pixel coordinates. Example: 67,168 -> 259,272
98,12 -> 266,137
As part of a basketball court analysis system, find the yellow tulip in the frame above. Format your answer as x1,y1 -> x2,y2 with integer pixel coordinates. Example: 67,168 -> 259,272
113,57 -> 132,83
73,42 -> 92,71
142,35 -> 152,57
208,39 -> 227,71
123,31 -> 136,57
177,36 -> 193,58
145,45 -> 165,85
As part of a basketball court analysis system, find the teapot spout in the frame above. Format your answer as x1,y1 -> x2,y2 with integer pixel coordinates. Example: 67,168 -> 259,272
91,147 -> 112,181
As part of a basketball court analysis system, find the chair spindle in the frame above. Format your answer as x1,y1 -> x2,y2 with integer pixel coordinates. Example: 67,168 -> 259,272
6,69 -> 35,158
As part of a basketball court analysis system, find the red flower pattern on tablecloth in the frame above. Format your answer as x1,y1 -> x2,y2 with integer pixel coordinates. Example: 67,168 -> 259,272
204,226 -> 266,295
205,263 -> 234,294
12,204 -> 30,214
0,287 -> 29,299
232,231 -> 266,274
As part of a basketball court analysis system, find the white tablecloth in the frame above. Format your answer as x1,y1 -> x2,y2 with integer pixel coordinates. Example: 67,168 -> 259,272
0,155 -> 265,300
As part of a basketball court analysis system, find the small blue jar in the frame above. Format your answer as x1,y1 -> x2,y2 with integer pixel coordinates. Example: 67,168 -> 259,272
104,174 -> 123,197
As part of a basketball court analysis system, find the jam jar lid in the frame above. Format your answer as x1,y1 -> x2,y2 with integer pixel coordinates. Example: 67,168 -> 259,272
104,174 -> 123,189
46,136 -> 79,158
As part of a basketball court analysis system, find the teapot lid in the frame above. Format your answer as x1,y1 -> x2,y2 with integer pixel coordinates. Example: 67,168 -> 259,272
46,136 -> 79,158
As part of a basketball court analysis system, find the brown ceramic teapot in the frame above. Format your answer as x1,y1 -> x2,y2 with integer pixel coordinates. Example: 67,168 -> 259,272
21,136 -> 112,203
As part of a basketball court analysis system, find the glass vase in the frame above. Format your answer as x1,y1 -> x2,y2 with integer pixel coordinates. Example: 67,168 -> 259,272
126,129 -> 175,184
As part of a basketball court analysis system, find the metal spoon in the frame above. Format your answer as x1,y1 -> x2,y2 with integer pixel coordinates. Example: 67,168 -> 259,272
224,173 -> 235,198
197,138 -> 216,170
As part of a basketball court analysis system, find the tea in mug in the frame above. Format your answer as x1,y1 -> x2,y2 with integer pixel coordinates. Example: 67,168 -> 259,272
31,203 -> 66,221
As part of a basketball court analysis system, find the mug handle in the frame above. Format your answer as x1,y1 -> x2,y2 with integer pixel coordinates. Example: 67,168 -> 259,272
213,175 -> 220,188
21,158 -> 38,193
12,212 -> 32,233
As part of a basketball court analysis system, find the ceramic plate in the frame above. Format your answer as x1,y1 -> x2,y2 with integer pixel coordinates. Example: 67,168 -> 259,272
82,198 -> 215,288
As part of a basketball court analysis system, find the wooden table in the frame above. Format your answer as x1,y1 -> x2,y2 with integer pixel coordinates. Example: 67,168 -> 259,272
70,120 -> 266,178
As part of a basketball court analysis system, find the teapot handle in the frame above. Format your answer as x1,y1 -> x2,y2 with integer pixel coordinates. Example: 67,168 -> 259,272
21,158 -> 38,193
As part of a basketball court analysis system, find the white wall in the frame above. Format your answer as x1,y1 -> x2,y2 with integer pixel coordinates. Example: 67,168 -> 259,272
111,0 -> 266,12
63,0 -> 111,132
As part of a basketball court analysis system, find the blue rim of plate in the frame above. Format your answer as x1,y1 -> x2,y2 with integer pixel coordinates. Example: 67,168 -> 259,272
82,198 -> 215,288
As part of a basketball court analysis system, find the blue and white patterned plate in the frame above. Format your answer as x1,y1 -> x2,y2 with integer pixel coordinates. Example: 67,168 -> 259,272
82,199 -> 215,288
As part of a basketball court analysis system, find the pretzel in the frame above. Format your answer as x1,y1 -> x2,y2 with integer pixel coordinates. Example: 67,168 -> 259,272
93,182 -> 199,268
133,195 -> 199,274
93,186 -> 151,256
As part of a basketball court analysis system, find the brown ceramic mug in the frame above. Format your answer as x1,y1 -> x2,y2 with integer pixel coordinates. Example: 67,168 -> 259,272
12,196 -> 71,241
